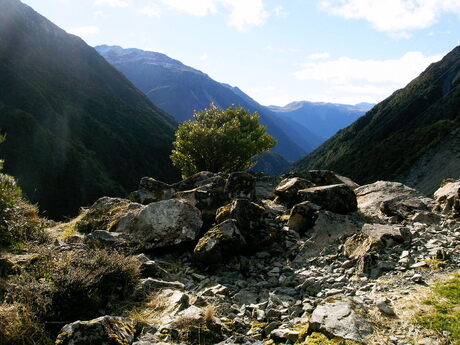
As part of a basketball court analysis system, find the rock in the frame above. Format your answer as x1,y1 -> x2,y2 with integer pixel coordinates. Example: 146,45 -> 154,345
287,201 -> 320,234
274,177 -> 314,205
216,199 -> 275,249
294,170 -> 359,189
139,260 -> 172,280
0,257 -> 15,277
75,197 -> 142,233
344,224 -> 412,259
136,278 -> 185,295
433,179 -> 460,218
233,290 -> 259,305
255,175 -> 283,200
114,199 -> 203,249
375,297 -> 396,316
157,289 -> 190,314
270,328 -> 300,342
55,316 -> 137,345
309,299 -> 373,343
84,230 -> 129,248
129,177 -> 176,204
355,181 -> 434,222
173,171 -> 223,191
298,184 -> 358,214
193,220 -> 246,264
224,172 -> 256,200
411,211 -> 441,225
294,210 -> 362,260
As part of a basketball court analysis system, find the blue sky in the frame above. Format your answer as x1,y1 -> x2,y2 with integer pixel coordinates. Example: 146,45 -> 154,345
21,0 -> 460,106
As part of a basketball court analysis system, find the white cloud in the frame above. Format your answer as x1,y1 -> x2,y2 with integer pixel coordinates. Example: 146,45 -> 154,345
160,0 -> 268,31
94,0 -> 129,7
294,51 -> 444,104
68,25 -> 101,36
274,5 -> 288,18
264,45 -> 273,51
160,0 -> 217,16
199,53 -> 209,61
139,3 -> 161,16
308,52 -> 331,60
319,0 -> 460,35
295,51 -> 443,85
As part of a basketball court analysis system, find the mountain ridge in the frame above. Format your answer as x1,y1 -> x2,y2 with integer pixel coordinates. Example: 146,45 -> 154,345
0,0 -> 179,218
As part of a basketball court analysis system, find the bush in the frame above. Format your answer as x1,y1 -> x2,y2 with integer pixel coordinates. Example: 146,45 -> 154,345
1,248 -> 141,343
171,103 -> 277,177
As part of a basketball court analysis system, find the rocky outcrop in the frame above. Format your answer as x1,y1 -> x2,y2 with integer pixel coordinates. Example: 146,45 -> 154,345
51,170 -> 460,345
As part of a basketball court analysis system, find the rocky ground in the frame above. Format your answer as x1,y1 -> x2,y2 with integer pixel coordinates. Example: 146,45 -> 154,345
3,171 -> 460,345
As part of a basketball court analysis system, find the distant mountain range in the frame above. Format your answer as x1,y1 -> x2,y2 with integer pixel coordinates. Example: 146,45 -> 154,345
0,0 -> 179,218
269,101 -> 372,141
96,45 -> 369,160
295,45 -> 460,195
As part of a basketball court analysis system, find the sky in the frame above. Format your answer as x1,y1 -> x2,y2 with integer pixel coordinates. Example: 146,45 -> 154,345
21,0 -> 460,106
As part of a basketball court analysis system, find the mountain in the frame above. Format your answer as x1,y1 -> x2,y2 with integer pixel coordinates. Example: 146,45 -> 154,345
294,46 -> 460,195
95,45 -> 319,161
0,0 -> 179,219
251,152 -> 291,175
269,101 -> 369,141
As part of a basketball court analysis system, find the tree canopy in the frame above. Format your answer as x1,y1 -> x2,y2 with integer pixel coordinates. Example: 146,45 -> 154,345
171,104 -> 277,177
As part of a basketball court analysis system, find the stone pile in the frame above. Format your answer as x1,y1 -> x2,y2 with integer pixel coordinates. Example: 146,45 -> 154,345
52,172 -> 460,345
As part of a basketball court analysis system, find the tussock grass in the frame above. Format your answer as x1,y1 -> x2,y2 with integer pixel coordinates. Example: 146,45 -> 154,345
414,273 -> 460,344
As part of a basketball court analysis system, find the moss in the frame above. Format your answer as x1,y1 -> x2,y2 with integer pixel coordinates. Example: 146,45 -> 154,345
301,332 -> 364,345
215,204 -> 232,223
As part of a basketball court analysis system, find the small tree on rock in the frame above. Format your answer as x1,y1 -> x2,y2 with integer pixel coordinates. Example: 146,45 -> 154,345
171,104 -> 277,177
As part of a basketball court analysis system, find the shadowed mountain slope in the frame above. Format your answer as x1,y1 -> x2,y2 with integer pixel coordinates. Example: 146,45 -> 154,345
0,0 -> 179,218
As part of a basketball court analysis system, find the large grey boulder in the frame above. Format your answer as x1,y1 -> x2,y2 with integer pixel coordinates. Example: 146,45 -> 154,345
298,184 -> 357,214
355,181 -> 434,222
433,179 -> 460,218
310,299 -> 373,343
287,201 -> 320,234
55,316 -> 137,345
114,198 -> 203,249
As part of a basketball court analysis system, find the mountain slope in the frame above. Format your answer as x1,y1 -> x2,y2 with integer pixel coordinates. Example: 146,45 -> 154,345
0,0 -> 179,218
294,46 -> 460,194
269,101 -> 370,141
96,45 -> 314,161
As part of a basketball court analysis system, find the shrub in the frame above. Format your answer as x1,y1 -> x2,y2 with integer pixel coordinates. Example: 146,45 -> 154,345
171,103 -> 277,178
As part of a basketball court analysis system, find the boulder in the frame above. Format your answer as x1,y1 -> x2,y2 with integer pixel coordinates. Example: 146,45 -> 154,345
216,199 -> 276,249
84,230 -> 129,248
310,299 -> 373,343
173,171 -> 224,191
291,170 -> 359,189
293,210 -> 362,260
287,201 -> 320,234
193,220 -> 246,264
355,181 -> 434,222
224,172 -> 256,200
433,179 -> 460,218
129,177 -> 176,204
255,175 -> 283,200
55,316 -> 137,345
75,197 -> 142,233
298,184 -> 357,214
344,224 -> 412,259
114,199 -> 203,249
274,177 -> 314,206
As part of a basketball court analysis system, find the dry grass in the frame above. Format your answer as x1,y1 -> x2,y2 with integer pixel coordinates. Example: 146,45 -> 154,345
203,303 -> 217,323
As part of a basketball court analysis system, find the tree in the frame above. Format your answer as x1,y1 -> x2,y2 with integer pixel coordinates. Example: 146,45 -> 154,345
171,104 -> 277,177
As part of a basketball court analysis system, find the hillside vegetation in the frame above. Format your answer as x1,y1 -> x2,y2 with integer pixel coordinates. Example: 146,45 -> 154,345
295,46 -> 460,191
0,0 -> 179,219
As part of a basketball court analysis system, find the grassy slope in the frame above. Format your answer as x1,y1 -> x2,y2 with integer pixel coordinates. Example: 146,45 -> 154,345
0,0 -> 179,218
294,46 -> 460,185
